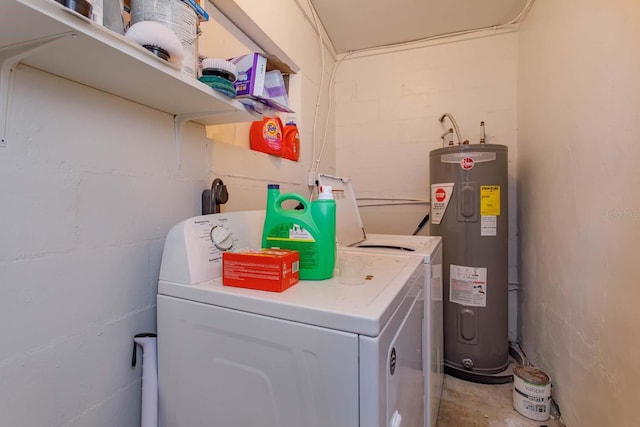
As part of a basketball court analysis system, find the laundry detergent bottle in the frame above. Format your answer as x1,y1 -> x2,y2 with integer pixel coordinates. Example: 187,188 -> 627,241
282,118 -> 300,161
262,184 -> 336,280
250,117 -> 284,156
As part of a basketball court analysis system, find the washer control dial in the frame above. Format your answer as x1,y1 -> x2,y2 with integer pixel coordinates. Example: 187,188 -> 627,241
210,225 -> 233,251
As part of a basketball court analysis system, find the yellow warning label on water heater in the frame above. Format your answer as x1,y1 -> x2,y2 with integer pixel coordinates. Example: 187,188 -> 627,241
480,185 -> 501,216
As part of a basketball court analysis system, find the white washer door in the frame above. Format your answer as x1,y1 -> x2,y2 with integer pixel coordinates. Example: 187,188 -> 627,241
359,283 -> 424,427
426,247 -> 444,427
157,296 -> 359,427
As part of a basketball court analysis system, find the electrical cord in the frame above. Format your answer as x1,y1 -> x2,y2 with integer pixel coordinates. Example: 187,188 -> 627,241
303,0 -> 327,198
412,213 -> 430,235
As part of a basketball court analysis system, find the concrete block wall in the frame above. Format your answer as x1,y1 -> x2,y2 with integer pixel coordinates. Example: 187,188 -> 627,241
0,65 -> 210,426
334,32 -> 519,284
0,1 -> 333,424
518,0 -> 640,424
201,0 -> 337,203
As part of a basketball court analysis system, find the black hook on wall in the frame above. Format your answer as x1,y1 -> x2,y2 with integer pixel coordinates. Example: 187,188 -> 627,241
202,178 -> 229,215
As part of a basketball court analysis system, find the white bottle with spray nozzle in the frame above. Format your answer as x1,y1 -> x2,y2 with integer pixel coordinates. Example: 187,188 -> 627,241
318,185 -> 333,200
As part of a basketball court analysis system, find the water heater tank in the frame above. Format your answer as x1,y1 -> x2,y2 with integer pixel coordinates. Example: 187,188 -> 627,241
429,144 -> 508,379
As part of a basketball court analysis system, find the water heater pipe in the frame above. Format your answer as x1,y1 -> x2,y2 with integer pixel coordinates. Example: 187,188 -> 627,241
439,113 -> 463,144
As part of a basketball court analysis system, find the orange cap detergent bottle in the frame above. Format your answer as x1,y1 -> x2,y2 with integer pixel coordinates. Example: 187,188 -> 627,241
262,184 -> 336,280
282,118 -> 300,161
250,116 -> 283,156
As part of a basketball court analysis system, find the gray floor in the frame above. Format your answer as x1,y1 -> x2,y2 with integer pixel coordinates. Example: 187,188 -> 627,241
437,375 -> 565,427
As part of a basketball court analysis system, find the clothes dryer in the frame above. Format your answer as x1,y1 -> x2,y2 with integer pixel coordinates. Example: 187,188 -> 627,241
318,175 -> 444,427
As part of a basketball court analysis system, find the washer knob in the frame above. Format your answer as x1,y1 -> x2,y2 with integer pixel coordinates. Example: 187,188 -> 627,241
210,225 -> 233,250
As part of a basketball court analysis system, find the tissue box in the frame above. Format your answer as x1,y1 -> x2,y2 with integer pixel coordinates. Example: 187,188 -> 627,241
259,70 -> 291,112
228,53 -> 294,113
229,53 -> 267,97
222,249 -> 299,292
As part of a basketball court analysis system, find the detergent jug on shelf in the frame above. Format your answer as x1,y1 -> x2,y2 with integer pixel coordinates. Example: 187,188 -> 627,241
250,116 -> 283,156
282,118 -> 300,161
262,184 -> 336,280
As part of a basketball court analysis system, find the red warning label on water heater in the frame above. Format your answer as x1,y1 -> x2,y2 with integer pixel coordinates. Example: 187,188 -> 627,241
431,183 -> 454,225
461,157 -> 474,170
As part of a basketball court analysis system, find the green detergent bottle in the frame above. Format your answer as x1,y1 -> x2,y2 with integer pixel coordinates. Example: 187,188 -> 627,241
262,184 -> 336,280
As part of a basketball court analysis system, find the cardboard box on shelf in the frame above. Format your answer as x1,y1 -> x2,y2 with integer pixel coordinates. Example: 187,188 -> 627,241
229,52 -> 267,97
228,52 -> 294,113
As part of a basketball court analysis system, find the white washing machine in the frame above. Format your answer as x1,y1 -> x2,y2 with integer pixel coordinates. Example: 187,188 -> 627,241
318,175 -> 444,427
157,210 -> 425,427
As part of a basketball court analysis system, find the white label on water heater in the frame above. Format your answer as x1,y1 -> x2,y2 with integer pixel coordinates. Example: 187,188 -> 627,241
481,216 -> 497,236
430,183 -> 455,225
450,264 -> 487,307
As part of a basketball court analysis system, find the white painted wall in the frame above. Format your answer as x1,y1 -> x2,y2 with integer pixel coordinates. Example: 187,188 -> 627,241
517,0 -> 640,425
0,65 -> 208,426
202,0 -> 337,204
10,0 -> 638,424
334,32 -> 519,285
0,1 -> 332,425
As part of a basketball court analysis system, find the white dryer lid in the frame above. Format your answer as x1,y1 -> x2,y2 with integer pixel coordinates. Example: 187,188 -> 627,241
347,233 -> 442,262
317,175 -> 442,259
317,174 -> 366,246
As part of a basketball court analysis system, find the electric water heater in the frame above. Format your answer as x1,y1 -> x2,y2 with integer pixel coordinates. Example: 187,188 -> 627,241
429,143 -> 509,381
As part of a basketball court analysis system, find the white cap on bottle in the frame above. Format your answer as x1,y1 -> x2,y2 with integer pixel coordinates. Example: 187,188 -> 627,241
318,186 -> 334,200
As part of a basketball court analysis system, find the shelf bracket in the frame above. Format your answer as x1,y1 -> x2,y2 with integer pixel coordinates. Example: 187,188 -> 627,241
0,32 -> 75,147
174,111 -> 220,168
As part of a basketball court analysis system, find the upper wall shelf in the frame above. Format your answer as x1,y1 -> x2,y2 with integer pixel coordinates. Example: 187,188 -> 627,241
0,0 -> 260,126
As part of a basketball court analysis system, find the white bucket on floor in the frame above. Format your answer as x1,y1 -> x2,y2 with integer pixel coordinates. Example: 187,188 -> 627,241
512,365 -> 551,421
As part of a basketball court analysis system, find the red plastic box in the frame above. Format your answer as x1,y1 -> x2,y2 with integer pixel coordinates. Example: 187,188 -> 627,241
222,249 -> 299,292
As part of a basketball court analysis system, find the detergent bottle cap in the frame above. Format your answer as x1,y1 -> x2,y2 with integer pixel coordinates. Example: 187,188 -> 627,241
285,116 -> 297,126
268,184 -> 280,189
318,186 -> 334,200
